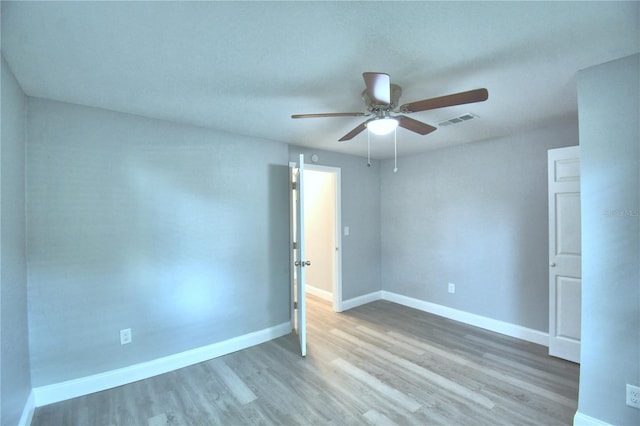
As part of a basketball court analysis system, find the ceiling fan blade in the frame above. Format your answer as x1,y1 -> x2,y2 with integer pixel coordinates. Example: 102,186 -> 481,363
396,115 -> 437,135
363,72 -> 391,105
400,88 -> 488,113
291,112 -> 366,119
338,121 -> 367,141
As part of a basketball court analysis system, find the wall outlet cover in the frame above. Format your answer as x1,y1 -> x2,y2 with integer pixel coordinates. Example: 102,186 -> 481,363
627,384 -> 640,409
120,328 -> 132,345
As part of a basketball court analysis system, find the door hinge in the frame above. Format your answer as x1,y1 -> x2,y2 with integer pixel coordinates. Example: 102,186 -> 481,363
292,182 -> 297,190
294,301 -> 298,309
293,241 -> 297,249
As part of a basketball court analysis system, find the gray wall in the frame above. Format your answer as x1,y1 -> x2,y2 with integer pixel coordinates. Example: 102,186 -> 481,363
577,54 -> 639,425
380,122 -> 578,331
27,98 -> 290,386
288,146 -> 381,300
1,57 -> 31,425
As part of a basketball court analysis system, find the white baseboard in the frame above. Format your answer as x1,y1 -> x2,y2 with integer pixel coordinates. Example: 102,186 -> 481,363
341,291 -> 383,311
306,284 -> 333,302
380,291 -> 549,346
33,321 -> 291,407
574,411 -> 612,426
336,290 -> 548,346
18,390 -> 35,426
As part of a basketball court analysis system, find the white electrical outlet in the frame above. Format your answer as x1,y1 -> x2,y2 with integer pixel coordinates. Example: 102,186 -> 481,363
448,283 -> 455,294
120,328 -> 132,345
627,384 -> 640,409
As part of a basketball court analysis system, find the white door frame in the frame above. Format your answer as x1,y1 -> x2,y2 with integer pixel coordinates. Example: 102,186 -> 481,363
289,161 -> 297,332
304,164 -> 343,313
290,157 -> 307,356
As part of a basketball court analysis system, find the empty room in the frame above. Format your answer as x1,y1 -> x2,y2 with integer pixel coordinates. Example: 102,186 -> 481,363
1,2 -> 639,426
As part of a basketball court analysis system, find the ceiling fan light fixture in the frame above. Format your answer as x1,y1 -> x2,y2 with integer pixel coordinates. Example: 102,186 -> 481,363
367,117 -> 398,135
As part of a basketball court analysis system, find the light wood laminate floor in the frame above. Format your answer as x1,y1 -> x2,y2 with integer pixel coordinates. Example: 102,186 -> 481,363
32,296 -> 579,425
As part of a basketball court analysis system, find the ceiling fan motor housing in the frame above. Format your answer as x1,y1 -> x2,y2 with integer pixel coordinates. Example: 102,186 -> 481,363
362,84 -> 403,112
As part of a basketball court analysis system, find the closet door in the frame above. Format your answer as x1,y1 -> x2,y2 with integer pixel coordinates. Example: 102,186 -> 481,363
548,145 -> 581,363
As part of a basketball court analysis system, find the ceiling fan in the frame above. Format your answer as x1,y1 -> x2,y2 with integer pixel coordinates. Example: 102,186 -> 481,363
292,72 -> 488,142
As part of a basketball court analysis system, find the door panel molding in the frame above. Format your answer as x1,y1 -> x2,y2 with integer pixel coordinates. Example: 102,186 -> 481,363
548,145 -> 581,363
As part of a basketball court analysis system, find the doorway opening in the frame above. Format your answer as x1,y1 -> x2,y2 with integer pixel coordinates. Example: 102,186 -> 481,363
303,165 -> 343,313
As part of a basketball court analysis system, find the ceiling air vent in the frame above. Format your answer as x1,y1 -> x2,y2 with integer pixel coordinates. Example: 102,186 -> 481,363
438,113 -> 477,127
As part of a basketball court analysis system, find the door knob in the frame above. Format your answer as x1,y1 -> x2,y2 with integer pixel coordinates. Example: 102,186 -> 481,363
550,262 -> 556,267
294,260 -> 312,267
304,260 -> 311,266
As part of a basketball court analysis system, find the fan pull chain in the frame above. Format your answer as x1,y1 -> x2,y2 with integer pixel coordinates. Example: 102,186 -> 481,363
367,130 -> 371,167
393,128 -> 398,173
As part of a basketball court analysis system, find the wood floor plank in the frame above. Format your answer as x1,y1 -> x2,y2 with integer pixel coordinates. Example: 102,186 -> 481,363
386,329 -> 472,366
355,325 -> 426,355
362,408 -> 397,425
330,357 -> 422,413
30,295 -> 579,425
209,360 -> 257,405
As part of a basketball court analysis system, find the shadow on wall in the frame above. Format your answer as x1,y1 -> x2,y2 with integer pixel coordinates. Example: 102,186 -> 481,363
268,163 -> 292,327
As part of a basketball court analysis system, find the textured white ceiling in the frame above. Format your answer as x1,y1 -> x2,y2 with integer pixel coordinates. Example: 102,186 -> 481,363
2,1 -> 639,158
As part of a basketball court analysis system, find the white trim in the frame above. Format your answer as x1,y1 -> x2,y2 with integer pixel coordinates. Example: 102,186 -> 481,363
333,167 -> 343,313
289,161 -> 297,331
381,291 -> 549,346
18,390 -> 35,426
341,291 -> 383,311
33,321 -> 291,407
338,290 -> 548,345
573,411 -> 612,426
306,284 -> 333,302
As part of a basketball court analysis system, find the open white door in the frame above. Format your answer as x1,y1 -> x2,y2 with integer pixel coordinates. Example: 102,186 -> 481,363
291,154 -> 307,357
548,146 -> 581,363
